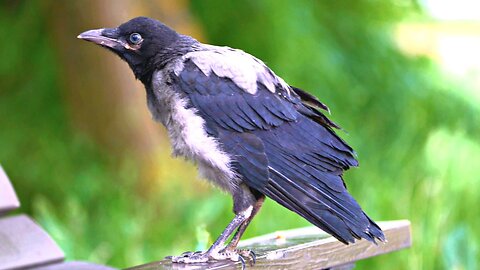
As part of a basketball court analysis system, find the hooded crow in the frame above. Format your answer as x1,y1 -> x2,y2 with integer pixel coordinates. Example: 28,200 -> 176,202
78,17 -> 385,266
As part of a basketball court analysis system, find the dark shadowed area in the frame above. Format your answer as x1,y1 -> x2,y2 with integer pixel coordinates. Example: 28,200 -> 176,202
0,0 -> 478,269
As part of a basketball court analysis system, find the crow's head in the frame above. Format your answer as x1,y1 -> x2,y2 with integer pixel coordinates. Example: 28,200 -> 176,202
78,17 -> 180,80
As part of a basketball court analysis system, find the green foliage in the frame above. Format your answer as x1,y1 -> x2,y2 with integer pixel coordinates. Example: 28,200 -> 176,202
1,1 -> 479,269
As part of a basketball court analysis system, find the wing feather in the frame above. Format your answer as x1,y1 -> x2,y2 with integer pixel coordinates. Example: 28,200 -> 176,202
169,51 -> 384,243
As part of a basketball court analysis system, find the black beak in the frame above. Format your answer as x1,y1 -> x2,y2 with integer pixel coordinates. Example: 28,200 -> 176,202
77,28 -> 123,49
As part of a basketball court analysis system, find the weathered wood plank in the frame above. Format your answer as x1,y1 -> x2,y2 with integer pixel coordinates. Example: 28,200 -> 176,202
0,214 -> 65,270
126,220 -> 411,270
0,165 -> 20,215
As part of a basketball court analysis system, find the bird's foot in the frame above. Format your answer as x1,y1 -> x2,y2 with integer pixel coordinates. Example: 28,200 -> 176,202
170,248 -> 255,269
222,248 -> 256,265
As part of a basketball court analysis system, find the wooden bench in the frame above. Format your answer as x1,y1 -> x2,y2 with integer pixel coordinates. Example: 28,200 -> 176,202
0,166 -> 115,270
127,220 -> 411,270
0,165 -> 411,270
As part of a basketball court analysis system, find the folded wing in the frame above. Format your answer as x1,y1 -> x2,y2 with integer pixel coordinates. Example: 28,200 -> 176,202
170,50 -> 384,243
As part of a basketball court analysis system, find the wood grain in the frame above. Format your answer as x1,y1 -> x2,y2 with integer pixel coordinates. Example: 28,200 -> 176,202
126,220 -> 411,270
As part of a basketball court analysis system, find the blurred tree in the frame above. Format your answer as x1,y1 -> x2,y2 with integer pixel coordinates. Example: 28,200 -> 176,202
50,0 -> 205,194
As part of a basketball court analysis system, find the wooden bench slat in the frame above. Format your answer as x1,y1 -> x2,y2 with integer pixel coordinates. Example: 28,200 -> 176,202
0,214 -> 65,270
126,220 -> 411,270
0,166 -> 20,215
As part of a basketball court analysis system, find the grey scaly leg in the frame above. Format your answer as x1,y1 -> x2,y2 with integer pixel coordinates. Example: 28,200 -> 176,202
171,206 -> 253,264
223,196 -> 265,264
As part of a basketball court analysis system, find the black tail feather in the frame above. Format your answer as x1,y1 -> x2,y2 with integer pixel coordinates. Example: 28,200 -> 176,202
267,165 -> 385,244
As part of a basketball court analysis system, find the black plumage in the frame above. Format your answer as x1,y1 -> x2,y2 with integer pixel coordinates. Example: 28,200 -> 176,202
173,61 -> 381,243
78,16 -> 385,266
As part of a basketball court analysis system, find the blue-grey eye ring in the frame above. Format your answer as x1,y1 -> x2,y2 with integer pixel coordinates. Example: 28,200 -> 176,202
129,33 -> 143,44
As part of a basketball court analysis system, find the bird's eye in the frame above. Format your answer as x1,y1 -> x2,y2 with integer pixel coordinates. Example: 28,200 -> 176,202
129,33 -> 143,44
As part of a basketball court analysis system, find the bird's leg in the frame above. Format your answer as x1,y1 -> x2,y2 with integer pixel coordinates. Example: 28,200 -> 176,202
223,196 -> 265,262
171,205 -> 253,264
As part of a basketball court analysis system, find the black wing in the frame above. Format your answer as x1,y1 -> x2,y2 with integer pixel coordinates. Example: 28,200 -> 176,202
171,57 -> 384,243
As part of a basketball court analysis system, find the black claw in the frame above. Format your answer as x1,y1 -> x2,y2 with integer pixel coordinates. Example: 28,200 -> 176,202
180,251 -> 192,257
236,249 -> 256,265
238,255 -> 246,270
249,250 -> 256,265
179,251 -> 202,257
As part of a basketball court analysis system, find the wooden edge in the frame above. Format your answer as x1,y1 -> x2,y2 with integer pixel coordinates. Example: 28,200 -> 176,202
0,165 -> 21,215
243,219 -> 412,269
0,214 -> 65,270
126,220 -> 411,270
240,219 -> 410,247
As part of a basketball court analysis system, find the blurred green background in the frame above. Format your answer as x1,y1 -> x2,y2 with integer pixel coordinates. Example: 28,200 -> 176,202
1,0 -> 479,269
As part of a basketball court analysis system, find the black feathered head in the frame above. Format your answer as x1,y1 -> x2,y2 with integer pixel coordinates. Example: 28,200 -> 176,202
78,17 -> 180,81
